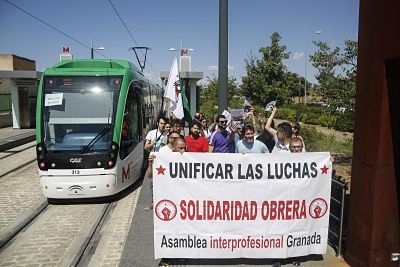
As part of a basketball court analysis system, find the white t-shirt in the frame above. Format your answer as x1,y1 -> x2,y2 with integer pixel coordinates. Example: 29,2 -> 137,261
271,132 -> 290,153
235,139 -> 270,153
159,144 -> 173,153
145,129 -> 168,152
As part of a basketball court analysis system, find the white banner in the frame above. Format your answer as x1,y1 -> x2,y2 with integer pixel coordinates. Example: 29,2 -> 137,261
153,152 -> 332,259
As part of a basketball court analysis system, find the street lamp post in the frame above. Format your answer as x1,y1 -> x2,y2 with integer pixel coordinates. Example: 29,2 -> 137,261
169,47 -> 194,71
304,30 -> 322,105
91,37 -> 105,59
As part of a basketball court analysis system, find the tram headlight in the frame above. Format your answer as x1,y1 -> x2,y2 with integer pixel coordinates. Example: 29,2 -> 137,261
107,160 -> 115,167
105,141 -> 119,169
36,143 -> 48,170
39,161 -> 46,169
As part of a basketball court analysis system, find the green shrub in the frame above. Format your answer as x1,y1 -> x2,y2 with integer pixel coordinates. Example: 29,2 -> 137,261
318,115 -> 336,128
275,108 -> 296,121
300,126 -> 325,152
302,112 -> 320,125
334,112 -> 355,132
301,125 -> 353,153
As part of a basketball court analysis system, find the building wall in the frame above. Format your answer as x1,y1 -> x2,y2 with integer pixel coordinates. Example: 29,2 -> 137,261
0,54 -> 36,71
0,54 -> 38,128
346,0 -> 400,266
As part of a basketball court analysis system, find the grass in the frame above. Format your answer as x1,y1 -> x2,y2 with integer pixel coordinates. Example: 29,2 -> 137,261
301,125 -> 353,189
301,126 -> 353,154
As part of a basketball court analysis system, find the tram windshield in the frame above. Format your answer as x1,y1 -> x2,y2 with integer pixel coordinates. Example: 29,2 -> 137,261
41,76 -> 122,152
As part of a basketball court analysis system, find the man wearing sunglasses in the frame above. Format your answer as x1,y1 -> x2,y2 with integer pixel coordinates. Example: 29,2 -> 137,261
208,114 -> 236,153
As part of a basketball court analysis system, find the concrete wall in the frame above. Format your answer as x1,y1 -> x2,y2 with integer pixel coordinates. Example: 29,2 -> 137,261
0,113 -> 12,128
0,54 -> 36,71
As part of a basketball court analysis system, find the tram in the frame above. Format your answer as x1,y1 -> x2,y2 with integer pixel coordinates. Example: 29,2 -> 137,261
35,59 -> 164,202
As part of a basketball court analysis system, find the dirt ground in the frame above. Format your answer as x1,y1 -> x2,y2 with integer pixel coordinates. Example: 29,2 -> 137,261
331,153 -> 352,192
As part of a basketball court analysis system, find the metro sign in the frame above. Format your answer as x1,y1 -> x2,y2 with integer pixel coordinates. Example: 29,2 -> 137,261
62,46 -> 70,53
60,46 -> 72,61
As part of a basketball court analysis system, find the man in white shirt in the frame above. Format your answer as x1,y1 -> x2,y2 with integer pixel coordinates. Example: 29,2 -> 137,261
265,107 -> 293,153
144,116 -> 169,152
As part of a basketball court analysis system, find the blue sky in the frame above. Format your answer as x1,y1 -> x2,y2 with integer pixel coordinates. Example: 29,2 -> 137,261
0,0 -> 359,85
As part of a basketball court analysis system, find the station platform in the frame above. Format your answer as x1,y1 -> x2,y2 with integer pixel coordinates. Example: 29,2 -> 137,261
0,127 -> 36,152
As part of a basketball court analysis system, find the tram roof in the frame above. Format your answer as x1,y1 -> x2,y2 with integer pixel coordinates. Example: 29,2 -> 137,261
46,59 -> 141,73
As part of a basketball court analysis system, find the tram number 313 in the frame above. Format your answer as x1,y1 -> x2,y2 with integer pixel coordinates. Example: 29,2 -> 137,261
72,170 -> 80,175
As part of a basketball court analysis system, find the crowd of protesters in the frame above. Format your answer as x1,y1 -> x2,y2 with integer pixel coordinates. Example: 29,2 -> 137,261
144,106 -> 306,155
144,107 -> 313,266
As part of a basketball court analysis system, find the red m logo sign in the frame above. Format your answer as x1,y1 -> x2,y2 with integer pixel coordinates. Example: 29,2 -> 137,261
122,164 -> 131,180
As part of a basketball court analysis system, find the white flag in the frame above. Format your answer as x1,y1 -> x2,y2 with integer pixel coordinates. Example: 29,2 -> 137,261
165,57 -> 184,119
164,58 -> 179,102
172,92 -> 184,119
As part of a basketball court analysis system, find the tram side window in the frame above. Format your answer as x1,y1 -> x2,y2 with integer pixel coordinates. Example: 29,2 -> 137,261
120,86 -> 141,158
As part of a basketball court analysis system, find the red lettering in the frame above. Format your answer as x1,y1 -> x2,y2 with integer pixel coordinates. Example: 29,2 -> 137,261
222,201 -> 230,220
178,199 -> 307,221
207,201 -> 214,219
196,200 -> 202,220
278,201 -> 285,219
261,201 -> 269,220
215,201 -> 222,219
299,200 -> 307,218
188,200 -> 195,220
122,164 -> 131,180
270,201 -> 277,219
293,200 -> 299,218
235,201 -> 242,220
180,200 -> 187,219
286,200 -> 293,220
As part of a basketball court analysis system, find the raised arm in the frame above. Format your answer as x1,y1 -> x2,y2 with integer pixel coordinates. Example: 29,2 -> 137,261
265,107 -> 278,136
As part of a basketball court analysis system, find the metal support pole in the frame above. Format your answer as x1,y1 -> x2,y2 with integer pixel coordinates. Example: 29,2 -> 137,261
304,45 -> 308,105
218,0 -> 228,114
336,183 -> 346,258
189,80 -> 197,118
91,36 -> 94,59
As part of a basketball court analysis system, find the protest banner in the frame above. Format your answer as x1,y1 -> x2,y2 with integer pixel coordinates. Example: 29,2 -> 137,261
153,152 -> 332,259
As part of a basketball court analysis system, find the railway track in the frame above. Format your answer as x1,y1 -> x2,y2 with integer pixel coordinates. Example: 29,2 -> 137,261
0,141 -> 37,181
0,130 -> 36,153
0,201 -> 116,266
0,142 -> 142,266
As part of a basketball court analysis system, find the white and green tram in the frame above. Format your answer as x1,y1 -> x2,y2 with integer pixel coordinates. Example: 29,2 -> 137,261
35,59 -> 164,203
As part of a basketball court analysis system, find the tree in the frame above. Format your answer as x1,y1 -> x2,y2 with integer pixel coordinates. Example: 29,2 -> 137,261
241,32 -> 293,107
284,72 -> 307,102
199,76 -> 241,120
310,40 -> 357,112
310,40 -> 357,131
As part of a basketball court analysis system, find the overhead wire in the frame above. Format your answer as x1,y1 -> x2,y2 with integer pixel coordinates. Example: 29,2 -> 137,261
107,0 -> 158,78
3,0 -> 159,76
3,0 -> 108,58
